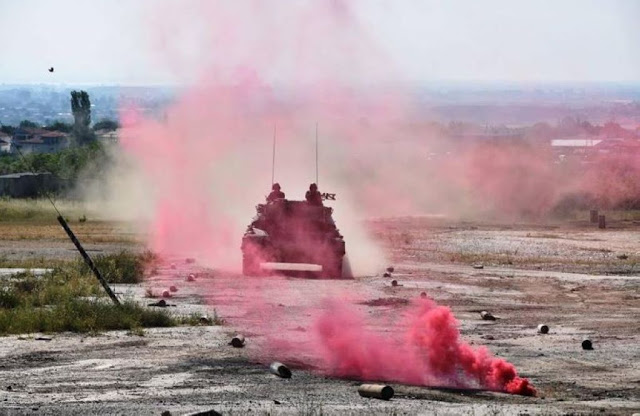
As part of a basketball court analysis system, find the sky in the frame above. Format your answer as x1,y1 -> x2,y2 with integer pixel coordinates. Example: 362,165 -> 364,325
0,0 -> 638,85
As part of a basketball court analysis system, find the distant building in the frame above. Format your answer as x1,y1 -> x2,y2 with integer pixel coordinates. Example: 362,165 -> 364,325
94,128 -> 119,144
551,138 -> 603,148
11,128 -> 70,154
551,136 -> 640,161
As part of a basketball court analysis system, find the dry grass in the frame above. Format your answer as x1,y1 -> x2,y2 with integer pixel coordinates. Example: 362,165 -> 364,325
0,199 -> 138,244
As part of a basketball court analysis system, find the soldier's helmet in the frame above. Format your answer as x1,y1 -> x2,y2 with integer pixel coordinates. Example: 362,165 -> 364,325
309,183 -> 317,191
272,183 -> 281,190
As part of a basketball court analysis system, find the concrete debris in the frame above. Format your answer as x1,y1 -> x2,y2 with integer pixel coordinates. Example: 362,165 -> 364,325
169,285 -> 178,292
199,315 -> 212,325
480,311 -> 496,321
383,272 -> 391,278
162,290 -> 171,298
269,362 -> 292,378
186,274 -> 196,282
537,324 -> 549,334
386,266 -> 395,273
231,334 -> 245,348
357,384 -> 394,400
582,339 -> 593,350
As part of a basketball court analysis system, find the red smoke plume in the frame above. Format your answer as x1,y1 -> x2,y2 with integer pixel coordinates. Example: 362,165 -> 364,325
312,298 -> 535,396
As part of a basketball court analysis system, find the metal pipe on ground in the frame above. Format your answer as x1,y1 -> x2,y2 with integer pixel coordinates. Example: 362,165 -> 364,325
231,334 -> 245,348
57,216 -> 120,305
537,324 -> 549,334
357,384 -> 394,400
269,362 -> 291,378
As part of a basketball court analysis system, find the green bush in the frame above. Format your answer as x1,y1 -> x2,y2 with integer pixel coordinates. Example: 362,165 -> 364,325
78,250 -> 157,284
0,251 -> 210,336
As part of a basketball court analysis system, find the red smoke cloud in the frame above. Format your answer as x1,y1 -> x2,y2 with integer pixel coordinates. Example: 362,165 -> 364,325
313,298 -> 535,396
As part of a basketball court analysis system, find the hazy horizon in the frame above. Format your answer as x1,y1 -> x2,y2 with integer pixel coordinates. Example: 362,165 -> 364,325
1,0 -> 639,86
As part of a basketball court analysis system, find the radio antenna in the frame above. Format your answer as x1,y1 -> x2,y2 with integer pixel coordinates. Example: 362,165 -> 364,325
315,122 -> 319,185
271,124 -> 276,186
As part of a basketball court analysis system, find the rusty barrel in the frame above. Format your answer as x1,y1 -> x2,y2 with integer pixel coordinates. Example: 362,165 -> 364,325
357,384 -> 394,400
269,362 -> 291,378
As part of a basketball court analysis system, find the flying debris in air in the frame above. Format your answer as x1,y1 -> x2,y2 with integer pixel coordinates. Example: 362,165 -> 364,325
48,67 -> 54,73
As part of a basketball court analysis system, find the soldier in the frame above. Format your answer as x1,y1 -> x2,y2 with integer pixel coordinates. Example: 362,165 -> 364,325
305,183 -> 323,205
267,183 -> 285,202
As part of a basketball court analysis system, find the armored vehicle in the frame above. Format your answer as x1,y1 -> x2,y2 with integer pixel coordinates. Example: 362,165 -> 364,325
241,198 -> 345,278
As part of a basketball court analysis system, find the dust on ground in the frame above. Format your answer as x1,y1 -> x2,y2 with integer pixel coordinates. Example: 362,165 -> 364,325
0,216 -> 638,415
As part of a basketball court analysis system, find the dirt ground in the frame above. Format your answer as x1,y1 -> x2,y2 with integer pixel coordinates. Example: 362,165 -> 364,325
0,216 -> 639,415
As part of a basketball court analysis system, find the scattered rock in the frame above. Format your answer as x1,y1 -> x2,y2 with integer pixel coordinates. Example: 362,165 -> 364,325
391,280 -> 398,287
386,266 -> 395,273
582,339 -> 593,350
273,400 -> 281,405
186,274 -> 196,282
383,272 -> 391,278
617,254 -> 629,260
169,285 -> 178,292
473,264 -> 484,269
199,315 -> 212,325
6,386 -> 12,391
162,290 -> 171,298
